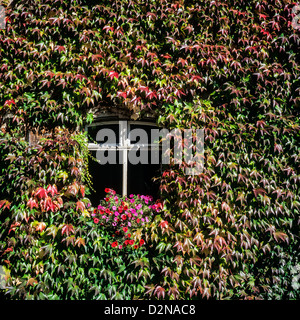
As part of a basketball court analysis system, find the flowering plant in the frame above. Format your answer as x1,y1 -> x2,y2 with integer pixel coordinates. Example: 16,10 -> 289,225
91,188 -> 162,250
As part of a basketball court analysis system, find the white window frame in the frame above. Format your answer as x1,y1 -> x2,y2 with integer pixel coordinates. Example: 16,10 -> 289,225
85,120 -> 159,196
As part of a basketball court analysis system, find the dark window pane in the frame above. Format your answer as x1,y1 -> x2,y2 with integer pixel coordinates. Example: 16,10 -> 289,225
87,124 -> 119,144
128,150 -> 161,199
88,151 -> 122,206
129,124 -> 158,145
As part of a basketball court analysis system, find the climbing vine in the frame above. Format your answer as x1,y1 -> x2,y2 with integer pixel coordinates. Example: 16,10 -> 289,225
0,0 -> 299,299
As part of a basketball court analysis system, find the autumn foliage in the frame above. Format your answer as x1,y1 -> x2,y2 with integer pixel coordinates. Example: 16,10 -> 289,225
0,0 -> 299,299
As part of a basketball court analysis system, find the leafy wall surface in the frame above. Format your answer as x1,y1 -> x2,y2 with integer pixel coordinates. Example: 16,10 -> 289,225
0,0 -> 299,299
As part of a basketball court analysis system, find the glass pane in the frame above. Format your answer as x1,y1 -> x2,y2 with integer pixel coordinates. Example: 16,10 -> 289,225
87,124 -> 119,144
128,150 -> 161,199
88,151 -> 122,206
129,124 -> 158,145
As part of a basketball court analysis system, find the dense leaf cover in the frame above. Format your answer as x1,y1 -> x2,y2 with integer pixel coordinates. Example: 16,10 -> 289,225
0,130 -> 155,299
0,0 -> 299,299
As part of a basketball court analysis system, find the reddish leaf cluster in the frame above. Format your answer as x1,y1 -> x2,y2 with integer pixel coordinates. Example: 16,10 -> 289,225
27,185 -> 62,214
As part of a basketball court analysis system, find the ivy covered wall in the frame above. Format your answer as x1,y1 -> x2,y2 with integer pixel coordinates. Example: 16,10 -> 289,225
0,0 -> 299,299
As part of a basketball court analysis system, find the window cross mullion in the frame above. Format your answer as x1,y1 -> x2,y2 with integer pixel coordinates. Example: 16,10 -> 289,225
119,121 -> 128,197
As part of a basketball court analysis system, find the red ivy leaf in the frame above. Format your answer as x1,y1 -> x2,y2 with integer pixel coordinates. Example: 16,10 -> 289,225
273,231 -> 289,243
35,222 -> 46,232
61,224 -> 75,236
253,188 -> 267,198
76,200 -> 85,212
108,71 -> 119,80
75,237 -> 86,247
44,197 -> 56,212
80,185 -> 85,198
4,99 -> 15,107
35,187 -> 47,199
138,86 -> 150,93
56,45 -> 66,53
146,91 -> 157,100
117,91 -> 127,99
46,184 -> 58,197
0,200 -> 11,210
27,198 -> 38,210
154,286 -> 165,299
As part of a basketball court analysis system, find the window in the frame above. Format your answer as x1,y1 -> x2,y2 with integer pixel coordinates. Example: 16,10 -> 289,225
86,120 -> 162,206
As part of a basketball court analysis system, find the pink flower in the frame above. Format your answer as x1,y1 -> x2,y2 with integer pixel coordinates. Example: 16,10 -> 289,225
130,198 -> 135,203
94,218 -> 99,224
129,194 -> 134,198
112,206 -> 117,211
114,211 -> 119,216
136,204 -> 142,210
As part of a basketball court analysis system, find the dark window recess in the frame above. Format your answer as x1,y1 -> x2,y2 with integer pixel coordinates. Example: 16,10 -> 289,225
129,124 -> 158,144
128,150 -> 161,198
87,124 -> 119,144
88,151 -> 122,206
87,122 -> 162,205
